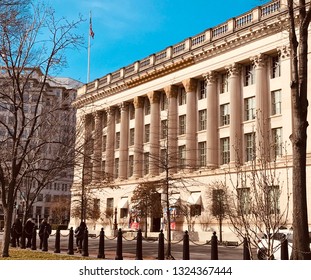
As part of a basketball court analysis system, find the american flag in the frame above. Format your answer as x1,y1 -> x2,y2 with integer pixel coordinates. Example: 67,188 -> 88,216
89,16 -> 95,39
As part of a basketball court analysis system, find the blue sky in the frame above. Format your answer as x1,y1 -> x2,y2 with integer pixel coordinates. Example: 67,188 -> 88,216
50,0 -> 270,84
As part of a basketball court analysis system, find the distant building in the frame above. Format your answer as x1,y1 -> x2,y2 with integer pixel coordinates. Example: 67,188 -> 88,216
0,68 -> 81,229
71,0 -> 311,241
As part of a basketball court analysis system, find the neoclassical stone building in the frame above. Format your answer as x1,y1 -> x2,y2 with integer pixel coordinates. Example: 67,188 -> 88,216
70,0 -> 311,241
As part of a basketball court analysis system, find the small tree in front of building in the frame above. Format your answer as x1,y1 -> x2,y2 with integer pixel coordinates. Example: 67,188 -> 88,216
131,182 -> 162,238
207,181 -> 228,243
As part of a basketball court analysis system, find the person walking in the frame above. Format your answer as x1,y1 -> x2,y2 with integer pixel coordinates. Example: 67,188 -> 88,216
11,218 -> 23,247
74,221 -> 86,253
38,218 -> 52,249
24,218 -> 35,248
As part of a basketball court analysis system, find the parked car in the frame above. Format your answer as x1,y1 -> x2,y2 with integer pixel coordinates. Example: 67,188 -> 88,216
257,229 -> 311,260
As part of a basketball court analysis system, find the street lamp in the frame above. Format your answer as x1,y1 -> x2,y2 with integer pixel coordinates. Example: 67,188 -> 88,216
113,207 -> 118,230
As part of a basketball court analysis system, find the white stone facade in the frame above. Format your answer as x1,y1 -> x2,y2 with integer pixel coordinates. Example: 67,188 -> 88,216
71,0 -> 311,241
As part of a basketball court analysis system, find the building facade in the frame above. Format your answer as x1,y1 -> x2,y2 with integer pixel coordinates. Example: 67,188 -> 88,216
71,0 -> 311,241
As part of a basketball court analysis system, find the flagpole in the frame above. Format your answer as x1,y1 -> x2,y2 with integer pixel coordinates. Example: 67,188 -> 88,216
87,11 -> 91,84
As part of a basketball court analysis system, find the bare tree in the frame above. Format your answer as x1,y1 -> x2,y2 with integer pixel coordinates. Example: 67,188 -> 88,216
0,1 -> 83,257
222,128 -> 291,259
286,0 -> 311,260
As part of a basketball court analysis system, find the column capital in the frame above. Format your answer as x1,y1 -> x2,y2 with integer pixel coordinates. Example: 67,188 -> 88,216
105,106 -> 115,117
80,114 -> 86,123
119,101 -> 129,111
133,96 -> 144,109
225,63 -> 241,77
277,45 -> 290,59
93,110 -> 103,119
182,78 -> 198,92
203,71 -> 217,84
164,85 -> 178,99
250,53 -> 267,68
147,91 -> 161,104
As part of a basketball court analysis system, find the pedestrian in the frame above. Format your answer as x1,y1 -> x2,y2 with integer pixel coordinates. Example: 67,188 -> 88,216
38,218 -> 52,249
74,221 -> 86,252
24,218 -> 35,248
11,218 -> 23,247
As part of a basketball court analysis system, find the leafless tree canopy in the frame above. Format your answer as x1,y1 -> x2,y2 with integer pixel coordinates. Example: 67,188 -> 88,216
0,0 -> 84,257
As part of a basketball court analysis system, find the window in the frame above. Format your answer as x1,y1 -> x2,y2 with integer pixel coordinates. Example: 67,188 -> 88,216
101,161 -> 106,177
114,158 -> 119,178
244,97 -> 256,121
190,205 -> 202,217
199,80 -> 206,99
129,128 -> 135,146
198,141 -> 206,167
45,194 -> 51,203
145,98 -> 150,115
220,72 -> 229,93
129,103 -> 135,120
36,206 -> 42,217
115,109 -> 121,124
221,137 -> 230,164
161,94 -> 168,111
44,207 -> 50,218
102,135 -> 107,151
271,55 -> 281,78
199,109 -> 207,131
107,198 -> 114,209
93,198 -> 100,213
272,127 -> 282,158
160,149 -> 167,172
220,104 -> 230,126
266,185 -> 280,214
212,189 -> 226,216
179,88 -> 187,105
178,145 -> 186,168
120,208 -> 128,218
271,90 -> 281,115
237,188 -> 250,215
144,124 -> 150,143
244,64 -> 255,86
161,120 -> 168,139
115,132 -> 120,149
128,155 -> 134,177
245,132 -> 256,162
179,115 -> 186,135
37,194 -> 43,202
144,152 -> 149,175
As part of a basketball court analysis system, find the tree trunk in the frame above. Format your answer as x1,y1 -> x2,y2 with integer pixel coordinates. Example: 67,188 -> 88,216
288,0 -> 311,260
1,205 -> 14,257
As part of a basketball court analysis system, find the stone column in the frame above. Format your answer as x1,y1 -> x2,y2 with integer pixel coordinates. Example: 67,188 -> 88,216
118,102 -> 129,180
133,96 -> 144,178
92,111 -> 103,182
104,107 -> 115,179
84,114 -> 93,184
204,71 -> 218,167
251,54 -> 269,160
182,78 -> 198,170
164,85 -> 178,174
226,63 -> 242,164
277,45 -> 291,147
147,91 -> 161,176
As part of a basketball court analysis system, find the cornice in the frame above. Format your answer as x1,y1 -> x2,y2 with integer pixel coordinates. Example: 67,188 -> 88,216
74,4 -> 290,109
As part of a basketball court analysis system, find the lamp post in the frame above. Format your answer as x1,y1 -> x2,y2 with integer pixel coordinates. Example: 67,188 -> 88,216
113,207 -> 118,231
